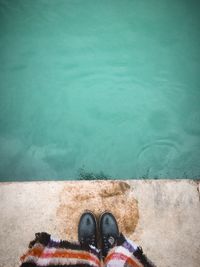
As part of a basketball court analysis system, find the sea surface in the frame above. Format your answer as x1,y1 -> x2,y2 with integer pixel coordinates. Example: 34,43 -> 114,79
0,0 -> 200,181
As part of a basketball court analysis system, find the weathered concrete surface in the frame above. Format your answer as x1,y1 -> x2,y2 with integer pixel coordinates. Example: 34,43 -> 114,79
0,180 -> 199,267
57,181 -> 139,240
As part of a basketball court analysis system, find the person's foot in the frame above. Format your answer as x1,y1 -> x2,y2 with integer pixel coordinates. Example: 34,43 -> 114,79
99,211 -> 120,258
78,211 -> 98,249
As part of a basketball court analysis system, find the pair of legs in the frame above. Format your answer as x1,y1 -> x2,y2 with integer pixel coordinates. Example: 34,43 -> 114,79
20,211 -> 155,267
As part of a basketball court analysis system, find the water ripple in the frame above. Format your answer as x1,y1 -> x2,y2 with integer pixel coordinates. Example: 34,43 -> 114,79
136,138 -> 181,178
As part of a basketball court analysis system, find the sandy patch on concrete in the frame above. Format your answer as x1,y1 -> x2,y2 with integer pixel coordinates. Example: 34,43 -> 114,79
56,181 -> 139,240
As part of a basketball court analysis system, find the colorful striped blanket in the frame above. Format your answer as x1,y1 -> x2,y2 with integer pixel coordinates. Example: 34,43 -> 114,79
20,232 -> 155,267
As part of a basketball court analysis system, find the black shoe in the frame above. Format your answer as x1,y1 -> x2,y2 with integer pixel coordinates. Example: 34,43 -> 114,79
99,212 -> 120,258
78,211 -> 97,249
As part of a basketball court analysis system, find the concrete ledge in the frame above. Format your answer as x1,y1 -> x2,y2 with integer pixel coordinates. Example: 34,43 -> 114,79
0,180 -> 200,267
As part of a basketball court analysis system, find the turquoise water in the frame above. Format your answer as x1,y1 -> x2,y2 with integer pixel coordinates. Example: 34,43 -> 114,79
0,0 -> 200,181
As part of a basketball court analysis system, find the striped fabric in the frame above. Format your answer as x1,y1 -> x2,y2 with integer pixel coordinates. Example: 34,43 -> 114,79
19,232 -> 144,267
104,246 -> 143,267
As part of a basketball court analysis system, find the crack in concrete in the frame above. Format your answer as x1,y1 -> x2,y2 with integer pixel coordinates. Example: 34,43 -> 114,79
197,182 -> 200,203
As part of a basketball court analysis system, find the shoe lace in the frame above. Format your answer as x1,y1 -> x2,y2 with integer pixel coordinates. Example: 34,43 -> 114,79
80,234 -> 96,247
103,235 -> 115,255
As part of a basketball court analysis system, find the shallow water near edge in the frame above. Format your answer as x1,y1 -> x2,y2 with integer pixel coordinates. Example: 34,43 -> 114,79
0,0 -> 200,181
